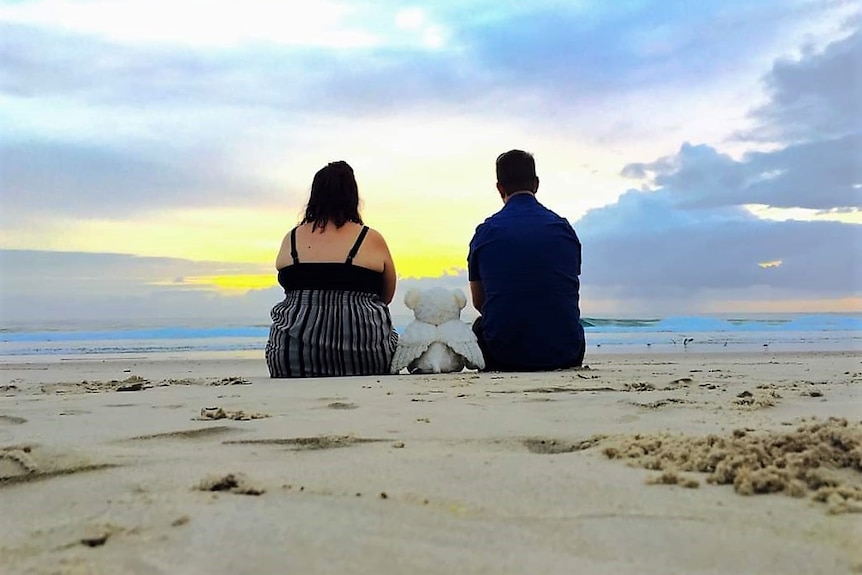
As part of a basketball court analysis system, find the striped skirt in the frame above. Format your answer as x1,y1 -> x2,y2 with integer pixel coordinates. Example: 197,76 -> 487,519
265,290 -> 399,378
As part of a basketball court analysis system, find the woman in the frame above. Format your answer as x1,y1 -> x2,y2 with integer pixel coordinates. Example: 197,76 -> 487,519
266,161 -> 399,378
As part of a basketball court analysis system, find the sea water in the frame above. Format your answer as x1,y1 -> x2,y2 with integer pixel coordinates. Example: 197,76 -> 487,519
578,314 -> 861,354
1,313 -> 859,362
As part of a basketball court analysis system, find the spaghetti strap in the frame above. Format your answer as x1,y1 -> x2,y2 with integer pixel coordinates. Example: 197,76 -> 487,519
345,226 -> 370,265
289,228 -> 299,265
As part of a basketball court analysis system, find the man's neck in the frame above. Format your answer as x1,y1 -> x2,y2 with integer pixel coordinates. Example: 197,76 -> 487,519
503,191 -> 534,204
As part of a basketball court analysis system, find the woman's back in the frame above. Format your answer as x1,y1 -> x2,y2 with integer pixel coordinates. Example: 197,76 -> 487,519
276,222 -> 396,303
266,161 -> 399,378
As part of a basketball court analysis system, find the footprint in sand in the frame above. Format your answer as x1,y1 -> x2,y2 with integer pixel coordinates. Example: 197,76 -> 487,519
127,426 -> 240,441
0,445 -> 114,487
326,402 -> 358,410
198,407 -> 269,421
224,435 -> 387,450
0,447 -> 38,478
523,437 -> 602,454
0,415 -> 27,425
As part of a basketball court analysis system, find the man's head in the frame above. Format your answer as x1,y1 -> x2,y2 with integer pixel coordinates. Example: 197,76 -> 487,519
495,149 -> 539,199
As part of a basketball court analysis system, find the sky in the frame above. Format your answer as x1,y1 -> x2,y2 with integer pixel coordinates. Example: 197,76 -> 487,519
0,0 -> 860,325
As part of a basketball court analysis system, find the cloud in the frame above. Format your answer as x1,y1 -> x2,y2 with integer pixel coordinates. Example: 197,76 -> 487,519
579,198 -> 861,296
0,21 -> 480,120
575,25 -> 862,310
0,249 -> 270,294
745,28 -> 862,143
739,135 -> 861,209
0,249 -> 472,325
616,22 -> 861,211
1,0 -> 859,318
0,249 -> 275,323
0,0 -> 376,48
1,0 -> 849,232
3,2 -> 852,117
622,135 -> 861,211
0,140 -> 284,217
2,1 -> 855,225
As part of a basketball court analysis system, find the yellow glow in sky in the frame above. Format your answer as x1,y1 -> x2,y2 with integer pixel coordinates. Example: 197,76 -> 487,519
154,274 -> 277,293
745,205 -> 862,224
5,200 -> 479,284
6,208 -> 287,266
758,259 -> 783,269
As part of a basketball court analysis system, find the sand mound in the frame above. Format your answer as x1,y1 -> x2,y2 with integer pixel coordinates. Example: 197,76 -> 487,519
597,417 -> 862,513
199,407 -> 269,420
196,473 -> 265,495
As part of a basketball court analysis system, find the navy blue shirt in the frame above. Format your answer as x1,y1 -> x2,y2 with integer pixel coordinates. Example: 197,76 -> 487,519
468,193 -> 585,369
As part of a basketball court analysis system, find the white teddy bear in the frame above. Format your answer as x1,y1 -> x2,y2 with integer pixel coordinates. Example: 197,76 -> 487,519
390,287 -> 485,374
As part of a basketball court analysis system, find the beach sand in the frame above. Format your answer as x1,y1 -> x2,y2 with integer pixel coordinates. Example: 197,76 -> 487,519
1,351 -> 860,574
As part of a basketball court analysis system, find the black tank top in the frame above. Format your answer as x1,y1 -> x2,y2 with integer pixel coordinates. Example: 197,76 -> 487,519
277,226 -> 385,297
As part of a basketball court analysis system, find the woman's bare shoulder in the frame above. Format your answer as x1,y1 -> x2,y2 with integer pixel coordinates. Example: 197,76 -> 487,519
364,228 -> 395,264
275,229 -> 296,270
363,226 -> 389,243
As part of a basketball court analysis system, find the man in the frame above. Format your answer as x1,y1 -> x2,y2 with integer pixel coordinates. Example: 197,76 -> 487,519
467,149 -> 586,371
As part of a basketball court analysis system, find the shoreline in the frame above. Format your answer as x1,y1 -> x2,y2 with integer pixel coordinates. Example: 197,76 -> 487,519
1,351 -> 861,574
1,340 -> 860,366
3,312 -> 859,363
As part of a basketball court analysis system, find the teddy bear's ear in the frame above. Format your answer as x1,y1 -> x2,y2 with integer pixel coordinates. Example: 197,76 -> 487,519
453,288 -> 466,310
404,288 -> 422,310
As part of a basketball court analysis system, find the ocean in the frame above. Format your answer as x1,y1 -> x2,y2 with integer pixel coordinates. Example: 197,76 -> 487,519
1,313 -> 859,362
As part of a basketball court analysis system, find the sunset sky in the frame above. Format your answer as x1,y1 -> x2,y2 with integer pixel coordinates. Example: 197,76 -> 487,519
1,0 -> 860,324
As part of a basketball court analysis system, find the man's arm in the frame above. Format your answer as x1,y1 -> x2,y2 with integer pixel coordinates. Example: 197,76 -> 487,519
467,226 -> 484,313
470,281 -> 485,314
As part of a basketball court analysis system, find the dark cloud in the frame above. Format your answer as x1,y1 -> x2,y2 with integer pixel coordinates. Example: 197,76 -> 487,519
0,139 -> 285,217
623,135 -> 861,211
578,194 -> 862,299
577,26 -> 862,306
0,249 -> 276,323
745,28 -> 862,143
0,24 -> 262,104
0,249 -> 269,288
620,23 -> 861,212
577,186 -> 754,237
437,0 -> 847,105
740,135 -> 861,209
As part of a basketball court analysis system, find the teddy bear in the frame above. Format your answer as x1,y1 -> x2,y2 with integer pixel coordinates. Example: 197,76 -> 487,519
390,287 -> 485,374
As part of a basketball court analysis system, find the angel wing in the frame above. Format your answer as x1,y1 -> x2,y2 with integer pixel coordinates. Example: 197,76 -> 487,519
390,320 -> 437,374
437,320 -> 485,370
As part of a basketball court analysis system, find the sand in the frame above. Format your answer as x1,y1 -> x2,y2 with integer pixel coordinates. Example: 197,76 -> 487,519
0,351 -> 860,574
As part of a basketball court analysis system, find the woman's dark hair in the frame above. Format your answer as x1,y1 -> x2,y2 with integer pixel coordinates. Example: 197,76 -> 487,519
496,149 -> 537,196
302,161 -> 363,231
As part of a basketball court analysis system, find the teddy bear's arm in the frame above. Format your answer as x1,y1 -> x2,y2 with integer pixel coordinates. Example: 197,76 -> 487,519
390,321 -> 436,374
437,320 -> 486,371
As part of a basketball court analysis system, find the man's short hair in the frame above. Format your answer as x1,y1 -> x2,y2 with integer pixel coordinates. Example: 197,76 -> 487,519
496,150 -> 537,196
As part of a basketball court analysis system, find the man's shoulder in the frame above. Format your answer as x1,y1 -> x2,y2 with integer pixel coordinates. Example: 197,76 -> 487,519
533,201 -> 580,237
471,209 -> 505,235
533,200 -> 570,223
